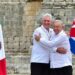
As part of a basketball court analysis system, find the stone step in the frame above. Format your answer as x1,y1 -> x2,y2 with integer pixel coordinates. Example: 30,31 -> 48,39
6,55 -> 31,74
7,64 -> 30,74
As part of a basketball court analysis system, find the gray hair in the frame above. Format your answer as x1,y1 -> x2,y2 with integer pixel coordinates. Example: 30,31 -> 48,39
36,13 -> 53,24
54,20 -> 65,26
42,13 -> 52,21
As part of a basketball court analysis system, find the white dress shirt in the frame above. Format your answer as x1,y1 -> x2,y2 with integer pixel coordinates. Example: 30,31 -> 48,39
40,30 -> 72,68
30,25 -> 53,63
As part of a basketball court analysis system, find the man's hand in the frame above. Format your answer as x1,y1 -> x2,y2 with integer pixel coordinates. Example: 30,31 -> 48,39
56,47 -> 67,54
35,35 -> 41,42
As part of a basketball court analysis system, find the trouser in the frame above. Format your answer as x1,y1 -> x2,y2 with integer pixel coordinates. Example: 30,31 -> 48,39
31,63 -> 50,75
50,66 -> 73,75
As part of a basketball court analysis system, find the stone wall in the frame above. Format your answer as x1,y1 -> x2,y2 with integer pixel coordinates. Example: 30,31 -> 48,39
0,0 -> 75,75
0,0 -> 42,75
0,1 -> 29,75
41,0 -> 75,25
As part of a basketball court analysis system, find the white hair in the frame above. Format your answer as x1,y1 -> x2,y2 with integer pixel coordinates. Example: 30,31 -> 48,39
36,13 -> 53,24
42,13 -> 52,21
54,20 -> 65,26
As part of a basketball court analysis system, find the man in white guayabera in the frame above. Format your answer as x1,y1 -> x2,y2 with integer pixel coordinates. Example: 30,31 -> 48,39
35,20 -> 72,75
30,13 -> 67,75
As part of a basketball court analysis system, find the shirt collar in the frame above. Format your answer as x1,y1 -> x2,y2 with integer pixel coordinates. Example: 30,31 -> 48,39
55,30 -> 64,36
41,25 -> 52,33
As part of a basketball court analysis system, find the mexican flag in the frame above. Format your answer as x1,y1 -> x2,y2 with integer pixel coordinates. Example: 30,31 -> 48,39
69,19 -> 75,54
0,25 -> 7,75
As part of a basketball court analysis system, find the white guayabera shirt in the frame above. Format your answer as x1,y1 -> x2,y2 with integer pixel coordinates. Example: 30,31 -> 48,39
39,30 -> 72,68
31,25 -> 55,63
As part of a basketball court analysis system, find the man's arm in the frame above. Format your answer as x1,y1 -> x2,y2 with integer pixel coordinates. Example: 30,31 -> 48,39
35,35 -> 67,54
35,35 -> 65,48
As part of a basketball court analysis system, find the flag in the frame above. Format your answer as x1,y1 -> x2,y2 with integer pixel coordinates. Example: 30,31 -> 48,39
69,19 -> 75,54
0,24 -> 7,75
